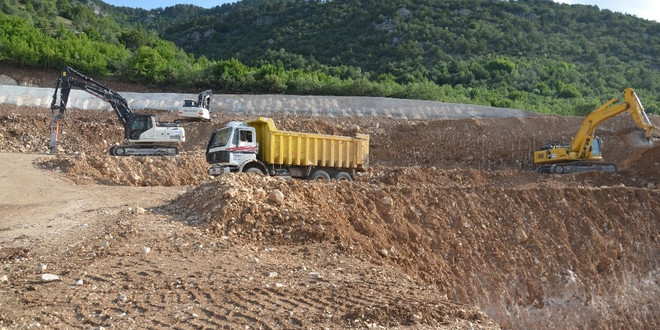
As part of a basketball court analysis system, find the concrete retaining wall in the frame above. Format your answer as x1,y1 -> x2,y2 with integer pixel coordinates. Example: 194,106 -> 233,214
0,85 -> 535,119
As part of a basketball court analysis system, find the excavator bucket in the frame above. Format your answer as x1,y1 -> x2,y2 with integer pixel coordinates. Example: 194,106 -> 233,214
622,90 -> 656,147
620,130 -> 654,148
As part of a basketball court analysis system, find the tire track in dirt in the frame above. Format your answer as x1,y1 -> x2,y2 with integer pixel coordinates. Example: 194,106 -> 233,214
7,213 -> 490,329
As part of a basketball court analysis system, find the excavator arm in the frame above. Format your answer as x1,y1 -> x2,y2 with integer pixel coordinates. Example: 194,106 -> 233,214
569,88 -> 654,158
198,90 -> 212,110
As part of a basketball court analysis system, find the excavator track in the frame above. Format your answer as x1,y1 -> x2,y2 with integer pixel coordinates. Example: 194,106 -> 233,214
109,145 -> 179,156
536,161 -> 618,174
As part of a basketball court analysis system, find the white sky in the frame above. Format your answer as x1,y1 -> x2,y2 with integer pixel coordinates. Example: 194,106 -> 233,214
102,1 -> 660,23
104,1 -> 235,10
553,0 -> 660,22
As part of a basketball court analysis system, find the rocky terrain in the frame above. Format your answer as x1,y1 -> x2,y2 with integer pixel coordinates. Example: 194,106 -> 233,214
0,68 -> 659,329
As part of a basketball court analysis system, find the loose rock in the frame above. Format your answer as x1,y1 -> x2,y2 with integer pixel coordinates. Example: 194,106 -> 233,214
41,274 -> 60,282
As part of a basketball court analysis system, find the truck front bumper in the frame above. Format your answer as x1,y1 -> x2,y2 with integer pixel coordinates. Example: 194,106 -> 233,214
208,166 -> 231,176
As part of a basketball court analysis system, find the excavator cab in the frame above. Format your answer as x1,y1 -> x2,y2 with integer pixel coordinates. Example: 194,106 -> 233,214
590,137 -> 602,158
128,115 -> 153,140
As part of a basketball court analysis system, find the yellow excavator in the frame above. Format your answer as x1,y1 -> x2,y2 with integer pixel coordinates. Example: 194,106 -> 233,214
534,88 -> 656,174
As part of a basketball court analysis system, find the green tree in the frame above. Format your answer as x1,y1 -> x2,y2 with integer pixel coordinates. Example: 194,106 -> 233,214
128,46 -> 168,83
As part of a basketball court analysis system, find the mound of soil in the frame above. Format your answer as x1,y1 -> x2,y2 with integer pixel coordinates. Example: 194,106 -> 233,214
164,169 -> 659,329
35,151 -> 209,186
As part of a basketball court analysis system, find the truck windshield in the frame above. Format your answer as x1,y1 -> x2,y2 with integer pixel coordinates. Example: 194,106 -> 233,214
210,127 -> 232,148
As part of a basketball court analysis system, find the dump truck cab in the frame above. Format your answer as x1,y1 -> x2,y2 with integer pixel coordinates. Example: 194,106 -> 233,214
206,121 -> 261,175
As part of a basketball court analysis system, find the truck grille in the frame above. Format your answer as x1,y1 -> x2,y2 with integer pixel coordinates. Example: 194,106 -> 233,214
206,151 -> 230,164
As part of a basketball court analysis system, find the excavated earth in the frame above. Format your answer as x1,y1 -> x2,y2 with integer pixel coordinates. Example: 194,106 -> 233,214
0,69 -> 659,329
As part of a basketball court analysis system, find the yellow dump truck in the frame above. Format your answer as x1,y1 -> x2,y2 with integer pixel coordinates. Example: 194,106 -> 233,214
206,117 -> 370,180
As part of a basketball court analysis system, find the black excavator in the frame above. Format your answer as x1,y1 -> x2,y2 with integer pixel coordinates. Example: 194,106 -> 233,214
49,66 -> 185,156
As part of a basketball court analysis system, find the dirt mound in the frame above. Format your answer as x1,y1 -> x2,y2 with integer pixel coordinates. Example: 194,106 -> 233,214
619,145 -> 660,177
35,151 -> 208,186
166,168 -> 659,329
1,208 -> 497,329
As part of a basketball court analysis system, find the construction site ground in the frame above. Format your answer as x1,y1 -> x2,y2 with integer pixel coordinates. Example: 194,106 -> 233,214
0,68 -> 659,329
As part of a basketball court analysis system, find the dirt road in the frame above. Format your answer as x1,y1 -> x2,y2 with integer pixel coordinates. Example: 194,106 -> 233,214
0,153 -> 182,243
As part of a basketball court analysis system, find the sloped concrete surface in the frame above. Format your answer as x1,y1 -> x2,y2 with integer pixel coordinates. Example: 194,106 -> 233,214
0,84 -> 536,119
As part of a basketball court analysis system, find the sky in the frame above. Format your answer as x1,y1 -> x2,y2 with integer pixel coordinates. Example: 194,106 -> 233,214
103,1 -> 236,10
552,1 -> 659,22
103,1 -> 659,23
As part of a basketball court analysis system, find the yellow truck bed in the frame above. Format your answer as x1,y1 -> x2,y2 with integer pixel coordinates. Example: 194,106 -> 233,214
246,117 -> 369,171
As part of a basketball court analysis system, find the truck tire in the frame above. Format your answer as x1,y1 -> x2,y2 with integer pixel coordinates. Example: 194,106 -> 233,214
308,169 -> 330,180
334,172 -> 352,181
244,167 -> 265,175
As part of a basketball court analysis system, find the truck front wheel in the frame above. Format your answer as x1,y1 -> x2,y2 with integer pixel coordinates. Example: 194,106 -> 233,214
308,169 -> 330,180
244,167 -> 266,175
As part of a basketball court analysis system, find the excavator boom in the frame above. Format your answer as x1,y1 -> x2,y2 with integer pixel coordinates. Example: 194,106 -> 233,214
51,67 -> 133,129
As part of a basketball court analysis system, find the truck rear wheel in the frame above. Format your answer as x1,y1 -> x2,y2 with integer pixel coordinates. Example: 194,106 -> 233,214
334,172 -> 352,181
308,169 -> 330,180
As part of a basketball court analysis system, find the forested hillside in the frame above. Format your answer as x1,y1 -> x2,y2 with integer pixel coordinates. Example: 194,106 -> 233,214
1,0 -> 660,115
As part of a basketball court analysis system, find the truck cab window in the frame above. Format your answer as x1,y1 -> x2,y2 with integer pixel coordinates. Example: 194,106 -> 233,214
240,130 -> 252,142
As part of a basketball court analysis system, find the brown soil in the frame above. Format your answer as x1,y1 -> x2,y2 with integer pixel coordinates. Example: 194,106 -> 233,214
0,71 -> 659,329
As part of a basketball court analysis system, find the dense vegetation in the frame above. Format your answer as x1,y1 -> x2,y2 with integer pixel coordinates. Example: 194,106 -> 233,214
1,0 -> 660,115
